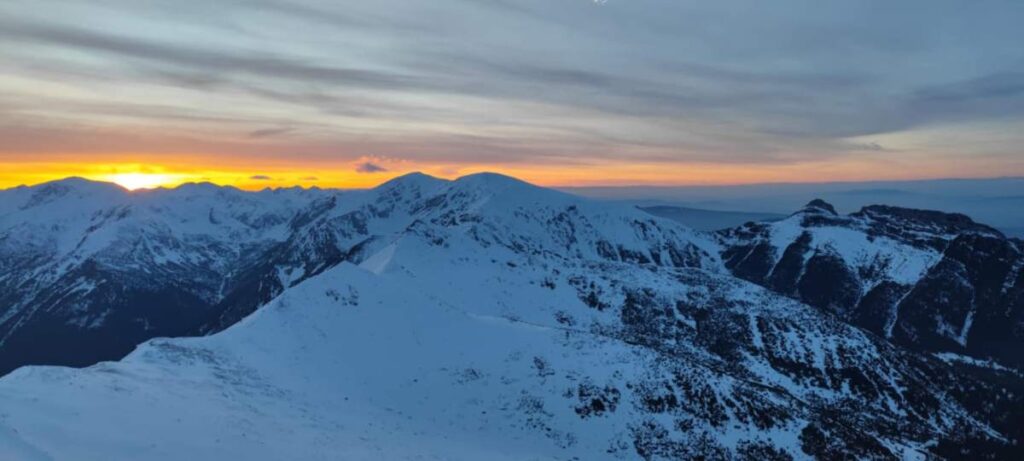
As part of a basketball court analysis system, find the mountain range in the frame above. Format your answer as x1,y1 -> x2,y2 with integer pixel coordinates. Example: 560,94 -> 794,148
0,173 -> 1021,460
567,177 -> 1024,238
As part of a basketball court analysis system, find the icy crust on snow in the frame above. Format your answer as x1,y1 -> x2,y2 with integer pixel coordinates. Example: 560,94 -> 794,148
1,188 -> 1020,460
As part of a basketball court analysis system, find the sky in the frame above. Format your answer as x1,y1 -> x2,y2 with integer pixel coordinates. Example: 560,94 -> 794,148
1,0 -> 1023,190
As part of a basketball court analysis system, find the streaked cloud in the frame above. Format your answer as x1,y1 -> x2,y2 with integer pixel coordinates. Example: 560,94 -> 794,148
0,0 -> 1022,187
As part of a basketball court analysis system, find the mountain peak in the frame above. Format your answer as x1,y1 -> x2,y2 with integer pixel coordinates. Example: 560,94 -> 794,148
376,172 -> 447,191
451,172 -> 538,190
444,172 -> 573,208
15,177 -> 126,210
37,176 -> 123,191
802,198 -> 837,215
455,171 -> 522,182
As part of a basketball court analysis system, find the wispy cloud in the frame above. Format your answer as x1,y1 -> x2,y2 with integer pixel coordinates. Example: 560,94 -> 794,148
355,162 -> 387,173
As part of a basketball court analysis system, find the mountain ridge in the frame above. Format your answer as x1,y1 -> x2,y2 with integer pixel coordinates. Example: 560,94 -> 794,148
718,198 -> 1023,369
0,174 -> 1022,459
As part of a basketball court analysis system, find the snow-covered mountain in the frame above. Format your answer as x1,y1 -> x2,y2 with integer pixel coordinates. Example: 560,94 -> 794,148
0,174 -> 1022,459
0,173 -> 719,375
0,178 -> 332,375
718,199 -> 1024,369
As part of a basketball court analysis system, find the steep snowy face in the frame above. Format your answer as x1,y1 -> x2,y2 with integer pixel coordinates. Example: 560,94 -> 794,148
718,200 -> 1024,368
2,203 -> 1022,460
0,179 -> 332,375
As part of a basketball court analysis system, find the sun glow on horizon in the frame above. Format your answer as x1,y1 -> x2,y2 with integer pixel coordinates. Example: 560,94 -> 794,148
4,154 -> 1017,193
103,172 -> 183,191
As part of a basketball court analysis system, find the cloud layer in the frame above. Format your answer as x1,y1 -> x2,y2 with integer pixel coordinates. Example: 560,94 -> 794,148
0,0 -> 1022,185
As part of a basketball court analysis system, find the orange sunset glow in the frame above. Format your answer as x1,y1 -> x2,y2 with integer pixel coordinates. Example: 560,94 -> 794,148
2,152 -> 1019,192
0,162 -> 901,191
1,1 -> 1022,193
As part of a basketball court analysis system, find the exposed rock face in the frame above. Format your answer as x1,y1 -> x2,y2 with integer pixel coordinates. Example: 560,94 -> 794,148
894,233 -> 1024,367
718,199 -> 1024,369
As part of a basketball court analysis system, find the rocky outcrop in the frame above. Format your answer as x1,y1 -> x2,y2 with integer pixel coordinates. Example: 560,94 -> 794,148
719,199 -> 1024,370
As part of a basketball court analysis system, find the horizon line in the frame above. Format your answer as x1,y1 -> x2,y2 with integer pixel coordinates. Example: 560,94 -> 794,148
6,172 -> 1024,193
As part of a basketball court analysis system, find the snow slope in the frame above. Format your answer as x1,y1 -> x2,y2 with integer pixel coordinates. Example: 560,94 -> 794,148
1,173 -> 1022,459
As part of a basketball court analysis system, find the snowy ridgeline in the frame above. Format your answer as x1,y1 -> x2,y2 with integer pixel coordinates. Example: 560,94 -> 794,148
0,173 -> 1022,460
